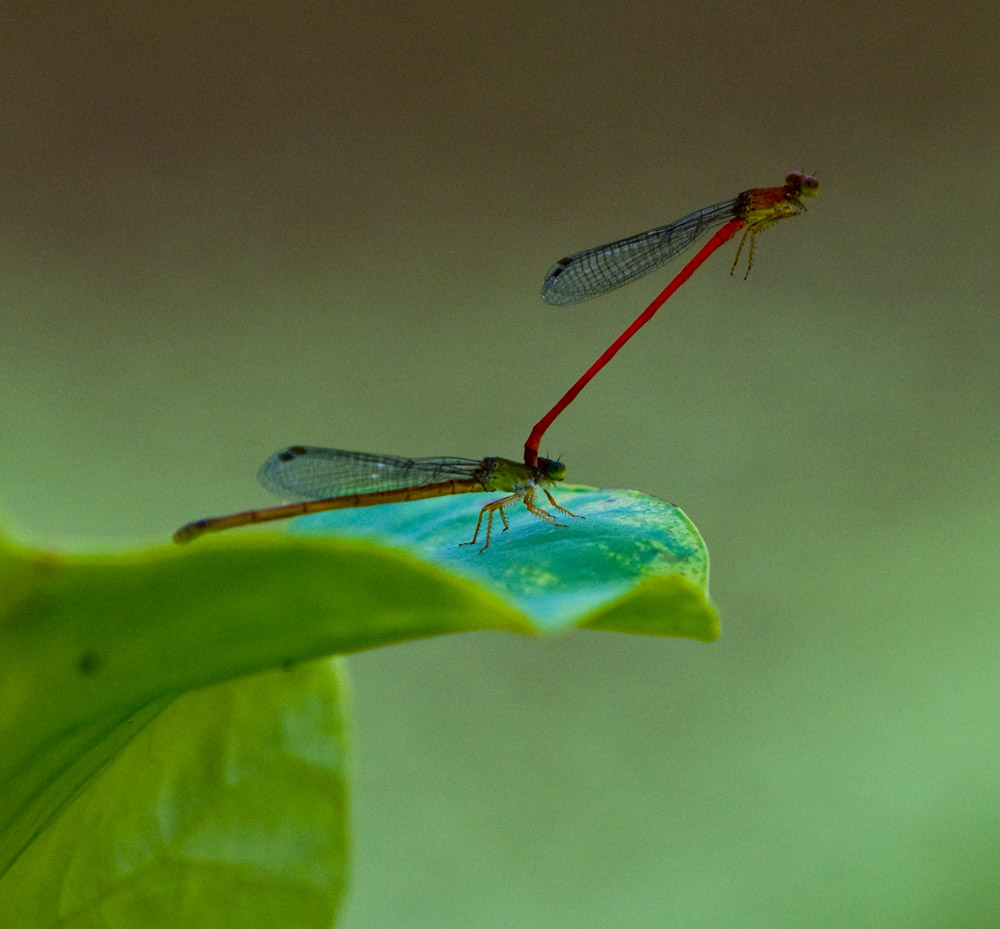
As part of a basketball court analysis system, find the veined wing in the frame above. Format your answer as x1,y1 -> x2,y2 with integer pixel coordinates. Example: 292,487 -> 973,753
541,197 -> 740,305
258,446 -> 486,500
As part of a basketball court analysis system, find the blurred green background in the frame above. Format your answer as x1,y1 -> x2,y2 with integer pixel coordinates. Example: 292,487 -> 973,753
3,2 -> 998,926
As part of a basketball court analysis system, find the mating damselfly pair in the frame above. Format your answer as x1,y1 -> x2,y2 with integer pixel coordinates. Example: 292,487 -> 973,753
175,172 -> 818,550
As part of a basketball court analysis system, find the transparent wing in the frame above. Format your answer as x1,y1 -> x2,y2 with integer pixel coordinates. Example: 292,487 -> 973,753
257,446 -> 485,500
541,197 -> 740,305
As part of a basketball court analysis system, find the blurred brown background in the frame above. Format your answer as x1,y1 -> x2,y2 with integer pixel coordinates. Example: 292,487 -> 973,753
2,2 -> 998,926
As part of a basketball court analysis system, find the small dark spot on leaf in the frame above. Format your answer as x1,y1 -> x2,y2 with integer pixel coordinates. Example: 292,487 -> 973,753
78,651 -> 101,675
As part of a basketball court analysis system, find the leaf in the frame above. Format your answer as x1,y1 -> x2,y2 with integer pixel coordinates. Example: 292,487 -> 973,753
0,660 -> 349,928
0,485 -> 716,923
288,486 -> 717,635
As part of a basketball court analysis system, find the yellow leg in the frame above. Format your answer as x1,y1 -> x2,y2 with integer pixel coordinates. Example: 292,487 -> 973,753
461,486 -> 580,552
519,486 -> 564,530
744,229 -> 758,279
461,492 -> 520,552
462,506 -> 487,547
730,225 -> 759,279
541,487 -> 584,520
731,204 -> 804,279
730,225 -> 751,276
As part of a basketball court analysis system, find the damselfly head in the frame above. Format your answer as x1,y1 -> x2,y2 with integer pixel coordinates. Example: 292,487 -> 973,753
785,172 -> 819,199
537,458 -> 566,481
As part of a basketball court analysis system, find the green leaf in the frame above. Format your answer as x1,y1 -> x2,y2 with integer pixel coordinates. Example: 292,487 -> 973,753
0,660 -> 349,928
0,485 -> 716,924
289,486 -> 717,634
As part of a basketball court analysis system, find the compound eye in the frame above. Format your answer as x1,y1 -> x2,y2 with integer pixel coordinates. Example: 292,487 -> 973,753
545,460 -> 566,480
786,172 -> 819,197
